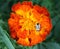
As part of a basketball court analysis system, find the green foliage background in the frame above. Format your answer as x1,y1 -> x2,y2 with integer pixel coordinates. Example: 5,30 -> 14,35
0,0 -> 60,49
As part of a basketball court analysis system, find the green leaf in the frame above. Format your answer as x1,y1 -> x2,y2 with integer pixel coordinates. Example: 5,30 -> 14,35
32,0 -> 42,5
0,19 -> 9,32
0,26 -> 15,49
33,43 -> 45,49
33,42 -> 60,49
0,0 -> 11,12
33,45 -> 38,49
37,43 -> 45,49
40,44 -> 46,49
41,0 -> 52,9
43,42 -> 60,49
45,32 -> 53,41
54,21 -> 60,42
3,47 -> 8,49
51,16 -> 60,27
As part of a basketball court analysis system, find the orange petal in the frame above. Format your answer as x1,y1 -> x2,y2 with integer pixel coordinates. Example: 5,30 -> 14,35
22,1 -> 33,7
12,2 -> 21,11
33,5 -> 50,16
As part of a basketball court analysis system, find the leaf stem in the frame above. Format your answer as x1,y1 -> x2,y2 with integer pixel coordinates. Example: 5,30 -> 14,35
0,26 -> 15,49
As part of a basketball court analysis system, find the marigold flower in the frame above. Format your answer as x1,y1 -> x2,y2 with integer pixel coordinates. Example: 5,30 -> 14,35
8,1 -> 52,46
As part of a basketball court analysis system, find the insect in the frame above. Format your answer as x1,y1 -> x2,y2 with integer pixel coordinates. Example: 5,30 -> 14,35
35,23 -> 40,31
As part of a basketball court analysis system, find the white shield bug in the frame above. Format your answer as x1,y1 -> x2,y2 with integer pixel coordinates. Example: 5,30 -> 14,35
35,23 -> 40,31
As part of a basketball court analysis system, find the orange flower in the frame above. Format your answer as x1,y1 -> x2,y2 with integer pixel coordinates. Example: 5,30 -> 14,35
8,1 -> 52,46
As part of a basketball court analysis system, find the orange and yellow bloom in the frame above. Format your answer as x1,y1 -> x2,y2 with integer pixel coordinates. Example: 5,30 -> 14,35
8,1 -> 52,46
